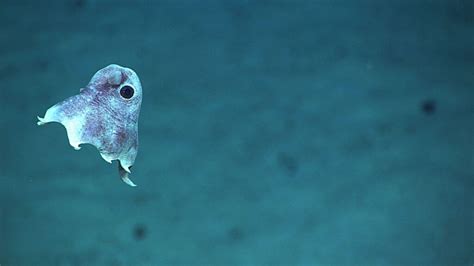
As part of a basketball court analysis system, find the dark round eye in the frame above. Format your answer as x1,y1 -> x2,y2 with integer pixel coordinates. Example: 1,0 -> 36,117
120,85 -> 134,99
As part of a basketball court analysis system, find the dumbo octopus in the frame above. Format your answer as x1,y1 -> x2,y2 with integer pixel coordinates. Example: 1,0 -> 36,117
37,64 -> 142,187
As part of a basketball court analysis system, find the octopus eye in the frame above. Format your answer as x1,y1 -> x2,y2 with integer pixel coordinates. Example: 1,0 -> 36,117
120,85 -> 134,99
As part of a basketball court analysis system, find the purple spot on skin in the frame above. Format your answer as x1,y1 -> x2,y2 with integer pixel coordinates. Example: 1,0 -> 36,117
120,71 -> 128,84
117,130 -> 127,144
90,120 -> 104,136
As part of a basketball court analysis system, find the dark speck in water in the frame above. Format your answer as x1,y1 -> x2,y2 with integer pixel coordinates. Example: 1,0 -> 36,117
277,152 -> 299,176
73,0 -> 86,9
421,99 -> 436,115
228,226 -> 244,242
133,224 -> 147,241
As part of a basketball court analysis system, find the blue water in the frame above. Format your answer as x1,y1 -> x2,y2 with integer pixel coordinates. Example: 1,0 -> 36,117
0,1 -> 473,265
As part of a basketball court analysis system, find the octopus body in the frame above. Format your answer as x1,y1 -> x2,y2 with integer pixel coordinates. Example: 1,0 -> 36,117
37,64 -> 143,186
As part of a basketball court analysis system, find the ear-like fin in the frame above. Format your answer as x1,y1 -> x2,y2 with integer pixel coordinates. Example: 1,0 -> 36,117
37,116 -> 47,125
36,95 -> 87,151
119,162 -> 137,187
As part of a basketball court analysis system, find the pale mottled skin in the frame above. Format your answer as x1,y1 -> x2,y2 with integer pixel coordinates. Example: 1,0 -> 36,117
37,64 -> 143,186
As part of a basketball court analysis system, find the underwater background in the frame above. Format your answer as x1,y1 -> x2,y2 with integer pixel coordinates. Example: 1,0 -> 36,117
0,0 -> 473,265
